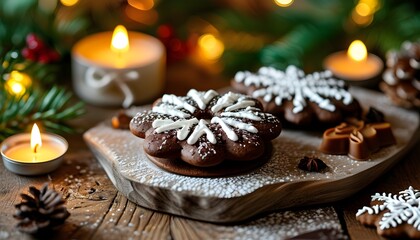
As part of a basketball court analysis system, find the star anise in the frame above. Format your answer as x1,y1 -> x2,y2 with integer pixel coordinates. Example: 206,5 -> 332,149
364,107 -> 385,123
298,156 -> 327,172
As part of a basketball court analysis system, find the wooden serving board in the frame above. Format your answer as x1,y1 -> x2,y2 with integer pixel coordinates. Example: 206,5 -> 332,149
84,88 -> 419,223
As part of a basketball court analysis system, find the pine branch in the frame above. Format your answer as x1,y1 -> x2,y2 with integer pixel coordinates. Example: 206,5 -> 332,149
260,21 -> 341,70
361,2 -> 420,54
0,86 -> 85,141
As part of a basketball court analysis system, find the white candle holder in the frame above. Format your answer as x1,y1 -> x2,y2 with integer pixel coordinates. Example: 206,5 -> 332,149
72,31 -> 166,108
1,133 -> 68,176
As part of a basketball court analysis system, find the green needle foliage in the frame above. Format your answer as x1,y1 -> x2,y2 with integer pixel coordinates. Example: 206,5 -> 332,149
0,86 -> 85,141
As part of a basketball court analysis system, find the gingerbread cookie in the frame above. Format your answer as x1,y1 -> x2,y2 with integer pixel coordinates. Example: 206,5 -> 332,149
380,41 -> 420,108
130,89 -> 282,176
356,186 -> 420,239
232,65 -> 362,126
319,108 -> 396,160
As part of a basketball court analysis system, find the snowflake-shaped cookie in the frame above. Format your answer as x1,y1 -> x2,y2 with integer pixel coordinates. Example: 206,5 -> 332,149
232,65 -> 362,125
356,186 -> 420,239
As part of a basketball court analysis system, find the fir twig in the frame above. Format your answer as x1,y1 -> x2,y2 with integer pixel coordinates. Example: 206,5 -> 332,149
0,86 -> 85,141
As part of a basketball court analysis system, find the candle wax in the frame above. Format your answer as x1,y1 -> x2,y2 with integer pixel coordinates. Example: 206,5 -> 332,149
73,32 -> 163,69
323,51 -> 383,81
5,141 -> 66,163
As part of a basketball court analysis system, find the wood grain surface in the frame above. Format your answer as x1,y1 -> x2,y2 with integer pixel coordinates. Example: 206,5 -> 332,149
0,61 -> 419,239
83,87 -> 419,223
0,134 -> 346,239
2,130 -> 419,239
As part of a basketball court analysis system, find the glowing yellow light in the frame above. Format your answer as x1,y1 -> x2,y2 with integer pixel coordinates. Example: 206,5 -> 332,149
355,3 -> 371,16
347,40 -> 367,62
31,124 -> 42,153
124,5 -> 158,25
128,0 -> 154,11
111,25 -> 130,54
198,34 -> 224,61
360,0 -> 379,11
352,10 -> 374,26
11,82 -> 24,94
5,71 -> 32,96
60,0 -> 79,7
352,0 -> 380,26
274,0 -> 294,7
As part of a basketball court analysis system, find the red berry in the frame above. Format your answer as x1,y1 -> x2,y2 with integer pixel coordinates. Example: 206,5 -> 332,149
26,33 -> 45,51
47,50 -> 60,62
25,33 -> 37,44
169,38 -> 182,52
38,53 -> 51,64
21,47 -> 37,61
186,34 -> 197,53
157,25 -> 174,39
167,39 -> 189,61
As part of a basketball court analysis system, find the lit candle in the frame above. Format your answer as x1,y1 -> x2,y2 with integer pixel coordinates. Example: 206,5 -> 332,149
0,124 -> 68,175
72,25 -> 166,108
323,40 -> 384,86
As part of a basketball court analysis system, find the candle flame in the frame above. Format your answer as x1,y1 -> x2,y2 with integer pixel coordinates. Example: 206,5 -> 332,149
347,40 -> 367,62
31,123 -> 42,153
111,25 -> 130,53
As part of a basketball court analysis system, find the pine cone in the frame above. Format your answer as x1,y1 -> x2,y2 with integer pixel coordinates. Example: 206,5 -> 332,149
380,41 -> 420,108
13,183 -> 70,234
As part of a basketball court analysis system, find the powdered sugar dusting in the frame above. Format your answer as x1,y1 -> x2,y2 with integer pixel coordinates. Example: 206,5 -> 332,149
214,207 -> 345,239
86,88 -> 418,199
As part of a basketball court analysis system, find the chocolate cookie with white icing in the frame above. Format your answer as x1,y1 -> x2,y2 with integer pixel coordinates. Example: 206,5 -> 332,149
356,186 -> 420,239
129,89 -> 282,176
232,65 -> 362,126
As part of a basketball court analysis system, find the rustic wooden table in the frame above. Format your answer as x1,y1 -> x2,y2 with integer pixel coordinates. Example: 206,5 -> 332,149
1,62 -> 419,239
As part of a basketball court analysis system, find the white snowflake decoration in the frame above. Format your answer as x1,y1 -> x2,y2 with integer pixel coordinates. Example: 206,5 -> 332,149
234,65 -> 354,114
356,186 -> 420,230
151,90 -> 268,144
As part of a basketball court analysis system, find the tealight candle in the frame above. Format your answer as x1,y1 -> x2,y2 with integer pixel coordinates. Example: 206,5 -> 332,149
72,25 -> 165,108
323,40 -> 384,87
0,124 -> 68,175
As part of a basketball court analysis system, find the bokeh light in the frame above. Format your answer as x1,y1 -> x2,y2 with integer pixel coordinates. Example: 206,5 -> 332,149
125,5 -> 158,26
60,0 -> 79,7
198,34 -> 224,61
274,0 -> 294,7
5,71 -> 32,96
352,0 -> 380,26
355,3 -> 371,17
128,0 -> 154,11
352,9 -> 373,26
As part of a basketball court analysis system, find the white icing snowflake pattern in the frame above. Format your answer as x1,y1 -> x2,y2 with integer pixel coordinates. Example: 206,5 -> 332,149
356,186 -> 420,230
234,65 -> 353,114
151,89 -> 268,144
